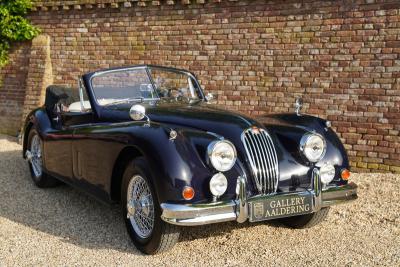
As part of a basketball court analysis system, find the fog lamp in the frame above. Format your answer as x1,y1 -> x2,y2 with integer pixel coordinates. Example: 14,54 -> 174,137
320,164 -> 336,184
209,173 -> 228,197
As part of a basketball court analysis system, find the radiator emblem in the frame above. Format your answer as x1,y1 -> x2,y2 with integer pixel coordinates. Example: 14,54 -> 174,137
253,202 -> 264,219
251,126 -> 261,134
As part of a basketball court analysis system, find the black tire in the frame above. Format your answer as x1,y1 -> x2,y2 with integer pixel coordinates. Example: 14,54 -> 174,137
121,157 -> 180,254
27,129 -> 60,188
279,207 -> 330,229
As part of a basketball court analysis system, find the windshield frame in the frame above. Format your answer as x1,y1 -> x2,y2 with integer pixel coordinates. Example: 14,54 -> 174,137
88,65 -> 205,107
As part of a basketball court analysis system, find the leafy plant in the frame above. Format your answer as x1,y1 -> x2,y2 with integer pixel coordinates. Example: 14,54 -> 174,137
0,0 -> 40,67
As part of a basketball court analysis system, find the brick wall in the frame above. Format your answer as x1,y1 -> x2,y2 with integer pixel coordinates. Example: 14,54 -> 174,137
21,35 -> 53,121
0,43 -> 31,135
0,0 -> 399,172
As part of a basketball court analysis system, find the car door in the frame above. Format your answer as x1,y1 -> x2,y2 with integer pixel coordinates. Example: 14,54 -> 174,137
69,80 -> 117,201
42,86 -> 79,180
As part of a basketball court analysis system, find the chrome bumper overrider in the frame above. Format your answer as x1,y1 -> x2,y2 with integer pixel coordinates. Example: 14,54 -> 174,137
161,169 -> 358,226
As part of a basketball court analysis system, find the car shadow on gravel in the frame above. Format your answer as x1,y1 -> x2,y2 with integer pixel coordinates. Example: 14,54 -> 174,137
179,220 -> 284,243
0,148 -> 285,255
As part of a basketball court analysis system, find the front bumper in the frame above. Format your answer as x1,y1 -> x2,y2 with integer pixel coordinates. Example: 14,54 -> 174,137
161,169 -> 358,226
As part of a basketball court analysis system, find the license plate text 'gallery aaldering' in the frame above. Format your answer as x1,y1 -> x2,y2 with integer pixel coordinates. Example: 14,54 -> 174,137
250,195 -> 313,222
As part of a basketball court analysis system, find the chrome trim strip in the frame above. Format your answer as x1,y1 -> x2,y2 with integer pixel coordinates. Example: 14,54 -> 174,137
243,132 -> 258,177
160,201 -> 237,226
242,132 -> 260,192
264,132 -> 280,192
321,182 -> 358,207
249,132 -> 265,193
241,128 -> 279,195
254,132 -> 268,193
236,176 -> 248,223
312,168 -> 322,210
260,131 -> 275,192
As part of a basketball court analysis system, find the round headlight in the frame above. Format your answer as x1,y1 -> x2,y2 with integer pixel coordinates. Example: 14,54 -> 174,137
208,140 -> 237,172
300,133 -> 326,162
320,164 -> 336,184
209,173 -> 228,197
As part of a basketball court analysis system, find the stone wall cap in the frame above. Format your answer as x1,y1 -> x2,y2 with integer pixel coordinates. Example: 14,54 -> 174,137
31,0 -> 239,11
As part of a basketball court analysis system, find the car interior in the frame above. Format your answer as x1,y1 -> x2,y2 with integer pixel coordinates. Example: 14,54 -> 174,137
45,85 -> 93,128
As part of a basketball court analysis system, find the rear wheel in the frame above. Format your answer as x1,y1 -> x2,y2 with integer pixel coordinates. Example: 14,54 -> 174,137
121,157 -> 180,254
279,207 -> 330,229
26,129 -> 60,188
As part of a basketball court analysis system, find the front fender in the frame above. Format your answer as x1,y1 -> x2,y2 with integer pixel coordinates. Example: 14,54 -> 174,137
109,123 -> 243,204
259,113 -> 350,187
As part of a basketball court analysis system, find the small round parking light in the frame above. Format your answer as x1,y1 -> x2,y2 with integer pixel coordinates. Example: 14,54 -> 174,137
182,186 -> 195,200
341,169 -> 351,180
209,173 -> 228,197
320,164 -> 336,185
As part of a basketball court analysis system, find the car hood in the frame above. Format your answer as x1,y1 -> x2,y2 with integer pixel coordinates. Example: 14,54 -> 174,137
104,101 -> 262,136
148,102 -> 260,133
101,101 -> 315,143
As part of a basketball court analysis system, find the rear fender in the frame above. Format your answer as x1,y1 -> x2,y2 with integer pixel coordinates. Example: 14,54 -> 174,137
21,108 -> 52,157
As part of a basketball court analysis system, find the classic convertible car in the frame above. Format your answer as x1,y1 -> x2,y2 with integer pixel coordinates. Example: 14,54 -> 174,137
22,65 -> 357,254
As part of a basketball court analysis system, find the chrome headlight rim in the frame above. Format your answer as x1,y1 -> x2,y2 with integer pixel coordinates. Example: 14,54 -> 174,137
207,140 -> 237,172
299,133 -> 326,163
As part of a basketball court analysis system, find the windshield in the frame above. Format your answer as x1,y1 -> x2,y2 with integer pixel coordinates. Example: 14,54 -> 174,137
90,67 -> 202,106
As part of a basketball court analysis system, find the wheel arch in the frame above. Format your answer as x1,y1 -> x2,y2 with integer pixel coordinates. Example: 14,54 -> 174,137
110,146 -> 144,202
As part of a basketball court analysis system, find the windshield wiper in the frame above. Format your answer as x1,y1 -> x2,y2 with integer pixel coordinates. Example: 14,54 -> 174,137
102,97 -> 144,106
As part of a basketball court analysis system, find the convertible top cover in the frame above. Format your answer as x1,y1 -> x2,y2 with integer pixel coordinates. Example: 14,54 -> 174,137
44,85 -> 79,113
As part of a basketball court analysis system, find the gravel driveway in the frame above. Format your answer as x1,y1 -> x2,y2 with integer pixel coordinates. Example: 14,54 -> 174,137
0,134 -> 398,266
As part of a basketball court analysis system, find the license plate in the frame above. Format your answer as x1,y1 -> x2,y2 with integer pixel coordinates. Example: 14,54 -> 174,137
249,194 -> 313,222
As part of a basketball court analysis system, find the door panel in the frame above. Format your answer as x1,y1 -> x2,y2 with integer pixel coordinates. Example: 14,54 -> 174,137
43,128 -> 74,179
72,125 -> 123,200
44,112 -> 94,180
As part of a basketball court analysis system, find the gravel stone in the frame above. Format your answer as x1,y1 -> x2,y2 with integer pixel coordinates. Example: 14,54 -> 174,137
0,134 -> 399,266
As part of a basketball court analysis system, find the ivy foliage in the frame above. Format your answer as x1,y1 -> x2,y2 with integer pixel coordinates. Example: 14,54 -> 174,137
0,0 -> 40,67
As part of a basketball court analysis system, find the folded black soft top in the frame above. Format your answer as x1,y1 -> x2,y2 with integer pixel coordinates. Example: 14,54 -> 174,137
44,85 -> 79,111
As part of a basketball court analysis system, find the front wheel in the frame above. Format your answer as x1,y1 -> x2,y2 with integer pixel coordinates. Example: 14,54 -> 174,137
121,157 -> 180,254
278,207 -> 330,229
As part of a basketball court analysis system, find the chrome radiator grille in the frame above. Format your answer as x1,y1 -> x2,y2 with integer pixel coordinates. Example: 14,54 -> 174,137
241,128 -> 279,195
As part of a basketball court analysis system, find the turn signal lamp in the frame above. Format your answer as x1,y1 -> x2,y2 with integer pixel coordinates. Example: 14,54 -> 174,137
182,186 -> 195,200
341,169 -> 351,180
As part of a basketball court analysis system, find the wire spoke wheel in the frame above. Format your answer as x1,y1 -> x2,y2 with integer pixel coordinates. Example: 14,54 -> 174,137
127,175 -> 155,239
30,134 -> 43,178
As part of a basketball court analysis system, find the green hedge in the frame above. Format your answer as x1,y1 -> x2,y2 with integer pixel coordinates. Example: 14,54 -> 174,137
0,0 -> 40,67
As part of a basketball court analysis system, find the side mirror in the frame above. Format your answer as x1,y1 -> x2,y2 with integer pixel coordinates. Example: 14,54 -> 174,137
205,92 -> 216,102
129,104 -> 146,121
295,97 -> 303,116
